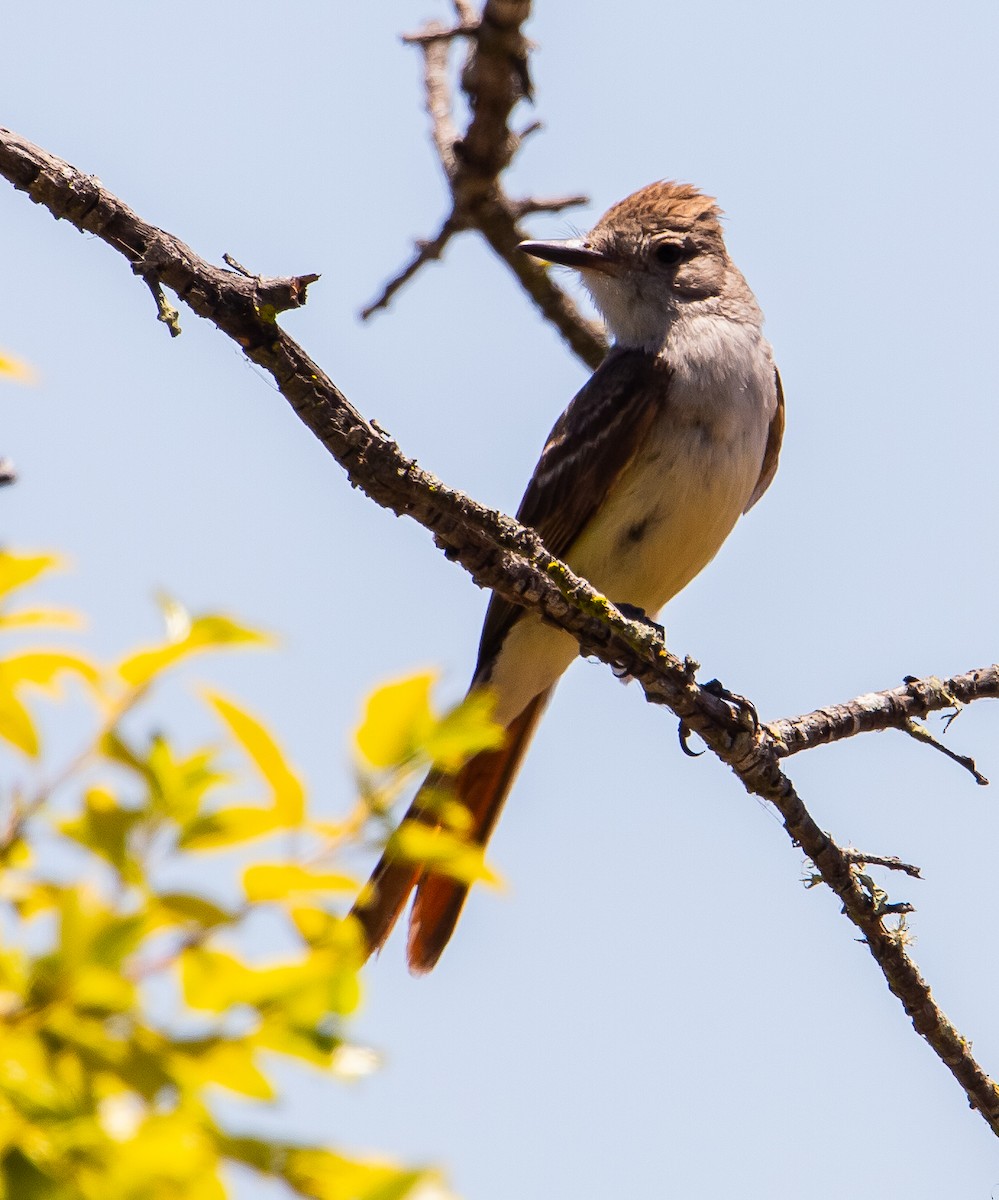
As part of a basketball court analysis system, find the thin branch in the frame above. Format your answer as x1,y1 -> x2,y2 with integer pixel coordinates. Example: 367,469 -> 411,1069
360,216 -> 459,321
139,271 -> 182,337
452,0 -> 478,25
769,667 -> 998,779
3,126 -> 999,1136
422,29 -> 461,174
903,718 -> 989,786
402,19 -> 479,44
365,2 -> 607,368
842,850 -> 923,879
510,192 -> 589,218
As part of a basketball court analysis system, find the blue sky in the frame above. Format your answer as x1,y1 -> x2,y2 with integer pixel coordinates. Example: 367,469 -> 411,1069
3,2 -> 999,1197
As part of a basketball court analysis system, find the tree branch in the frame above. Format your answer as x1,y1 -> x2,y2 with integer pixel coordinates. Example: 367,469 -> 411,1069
769,667 -> 998,782
3,124 -> 999,1135
359,215 -> 459,321
363,1 -> 607,369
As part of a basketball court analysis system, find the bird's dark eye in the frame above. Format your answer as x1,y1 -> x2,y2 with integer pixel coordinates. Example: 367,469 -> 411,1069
653,241 -> 686,267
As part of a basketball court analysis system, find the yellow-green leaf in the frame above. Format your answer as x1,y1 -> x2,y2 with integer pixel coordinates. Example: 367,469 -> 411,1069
178,806 -> 282,851
0,607 -> 82,630
193,1040 -> 273,1099
390,821 -> 500,888
117,613 -> 271,686
276,1148 -> 434,1200
155,892 -> 234,929
0,349 -> 37,384
69,962 -> 136,1013
423,687 -> 505,771
181,949 -> 253,1012
243,864 -> 356,902
102,731 -> 226,825
0,650 -> 100,756
0,551 -> 63,600
59,787 -> 143,878
0,649 -> 100,689
204,692 -> 305,824
355,672 -> 436,769
0,685 -> 38,755
251,1018 -> 337,1066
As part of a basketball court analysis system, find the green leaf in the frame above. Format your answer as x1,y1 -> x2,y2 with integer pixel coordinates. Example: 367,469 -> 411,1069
81,911 -> 147,974
180,949 -> 254,1013
355,672 -> 436,769
0,649 -> 99,688
183,1040 -> 273,1099
423,687 -> 505,771
205,692 -> 304,824
117,613 -> 271,686
218,1138 -> 437,1200
0,550 -> 61,600
251,1018 -> 338,1067
182,944 -> 361,1022
178,805 -> 282,851
101,731 -> 225,825
279,1147 -> 434,1200
68,963 -> 136,1014
0,650 -> 101,757
243,864 -> 355,902
59,787 -> 143,879
155,892 -> 234,929
0,350 -> 37,385
2,1148 -> 66,1200
390,821 -> 500,888
0,685 -> 38,755
0,607 -> 82,630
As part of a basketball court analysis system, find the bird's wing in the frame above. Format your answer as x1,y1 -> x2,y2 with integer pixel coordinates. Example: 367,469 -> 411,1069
743,367 -> 785,512
474,348 -> 670,675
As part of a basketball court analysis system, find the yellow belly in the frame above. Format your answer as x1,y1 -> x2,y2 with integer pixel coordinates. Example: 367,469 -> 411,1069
488,412 -> 767,726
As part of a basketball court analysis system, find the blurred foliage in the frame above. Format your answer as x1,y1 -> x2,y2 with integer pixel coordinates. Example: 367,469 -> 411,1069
354,673 -> 505,893
0,348 -> 36,385
0,550 -> 500,1200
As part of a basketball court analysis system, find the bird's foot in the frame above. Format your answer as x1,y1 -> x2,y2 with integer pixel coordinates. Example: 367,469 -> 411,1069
615,602 -> 665,639
607,603 -> 665,682
702,678 -> 759,732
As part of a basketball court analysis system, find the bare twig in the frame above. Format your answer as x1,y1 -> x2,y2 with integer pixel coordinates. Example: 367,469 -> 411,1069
360,216 -> 459,321
3,125 -> 999,1136
402,19 -> 479,44
452,0 -> 478,25
222,253 -> 252,276
842,850 -> 923,879
768,667 -> 997,782
138,271 -> 182,337
903,719 -> 989,785
422,29 -> 461,173
510,192 -> 589,218
365,2 -> 607,368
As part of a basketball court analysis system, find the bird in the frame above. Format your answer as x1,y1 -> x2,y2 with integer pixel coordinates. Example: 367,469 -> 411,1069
351,180 -> 784,973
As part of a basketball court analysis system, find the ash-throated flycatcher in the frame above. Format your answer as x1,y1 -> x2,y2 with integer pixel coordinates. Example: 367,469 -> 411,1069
353,181 -> 784,972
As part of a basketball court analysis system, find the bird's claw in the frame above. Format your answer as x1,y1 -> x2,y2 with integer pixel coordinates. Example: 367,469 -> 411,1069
677,720 -> 705,757
615,602 -> 665,639
702,678 -> 759,732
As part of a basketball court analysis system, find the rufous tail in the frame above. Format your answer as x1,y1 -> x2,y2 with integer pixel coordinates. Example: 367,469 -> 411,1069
351,688 -> 552,973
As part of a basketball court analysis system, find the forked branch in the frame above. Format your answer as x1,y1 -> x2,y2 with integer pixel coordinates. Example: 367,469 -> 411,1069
362,0 -> 607,368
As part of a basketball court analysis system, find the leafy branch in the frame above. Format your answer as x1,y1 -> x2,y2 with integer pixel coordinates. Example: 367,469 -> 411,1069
0,548 -> 484,1199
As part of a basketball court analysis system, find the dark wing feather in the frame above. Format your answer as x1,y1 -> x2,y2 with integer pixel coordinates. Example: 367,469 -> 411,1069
474,348 -> 670,675
744,367 -> 785,512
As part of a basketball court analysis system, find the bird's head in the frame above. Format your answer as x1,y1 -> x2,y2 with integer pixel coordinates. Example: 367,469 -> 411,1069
520,181 -> 737,350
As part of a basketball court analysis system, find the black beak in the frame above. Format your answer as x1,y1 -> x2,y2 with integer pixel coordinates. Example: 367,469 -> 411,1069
518,238 -> 620,274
